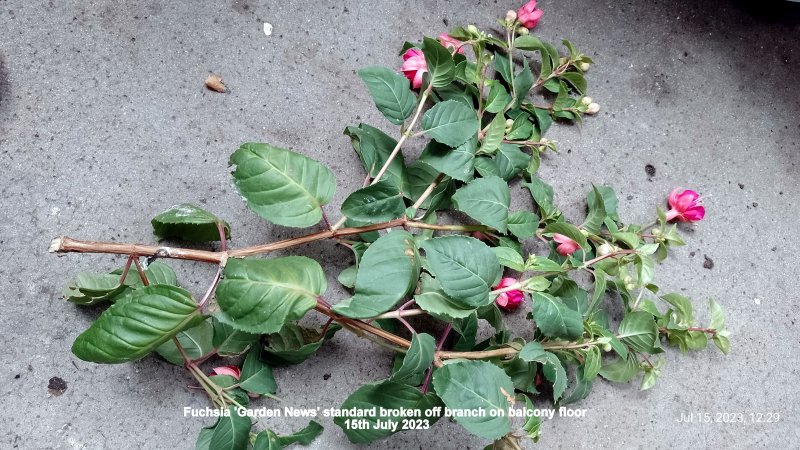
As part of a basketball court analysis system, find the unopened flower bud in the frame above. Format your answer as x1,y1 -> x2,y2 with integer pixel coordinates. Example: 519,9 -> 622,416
517,27 -> 529,35
505,10 -> 517,22
623,276 -> 633,285
651,228 -> 662,236
558,57 -> 568,66
580,96 -> 593,106
585,102 -> 600,115
625,283 -> 636,291
467,24 -> 479,35
505,118 -> 515,128
579,62 -> 591,71
597,243 -> 614,256
602,343 -> 612,352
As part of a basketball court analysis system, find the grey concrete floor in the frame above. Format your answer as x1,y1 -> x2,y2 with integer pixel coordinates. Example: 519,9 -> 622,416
1,0 -> 799,448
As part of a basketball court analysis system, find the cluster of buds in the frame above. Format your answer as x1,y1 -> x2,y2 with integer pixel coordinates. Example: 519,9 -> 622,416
578,96 -> 601,115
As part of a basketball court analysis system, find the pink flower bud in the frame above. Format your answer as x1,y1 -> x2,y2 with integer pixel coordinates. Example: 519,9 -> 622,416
666,188 -> 705,222
494,277 -> 524,310
210,365 -> 241,379
553,233 -> 580,256
517,0 -> 543,29
401,48 -> 428,90
437,33 -> 465,54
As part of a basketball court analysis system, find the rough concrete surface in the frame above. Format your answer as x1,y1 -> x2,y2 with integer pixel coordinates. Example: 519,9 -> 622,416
1,0 -> 798,448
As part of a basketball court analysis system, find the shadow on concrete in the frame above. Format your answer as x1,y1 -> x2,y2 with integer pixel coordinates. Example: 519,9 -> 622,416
0,54 -> 8,119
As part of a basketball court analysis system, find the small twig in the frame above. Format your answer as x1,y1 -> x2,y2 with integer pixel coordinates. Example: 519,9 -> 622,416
118,256 -> 135,284
422,324 -> 451,393
133,258 -> 149,286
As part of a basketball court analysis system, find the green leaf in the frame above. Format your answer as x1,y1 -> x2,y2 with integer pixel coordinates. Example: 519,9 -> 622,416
251,430 -> 281,450
119,261 -> 179,288
432,360 -> 514,439
338,265 -> 357,289
418,135 -> 477,182
422,37 -> 455,88
617,311 -> 659,354
494,144 -> 529,181
518,342 -> 568,401
452,312 -> 478,350
63,272 -> 127,306
334,381 -> 442,443
560,72 -> 587,95
421,100 -> 479,148
493,51 -> 512,85
709,299 -> 730,355
276,420 -> 324,447
582,346 -> 601,381
239,347 -> 277,395
635,255 -> 655,286
421,236 -> 501,308
531,292 -> 583,340
216,257 -> 325,334
661,293 -> 694,328
263,323 -> 341,365
492,247 -> 525,271
589,185 -> 619,222
523,177 -> 558,218
72,285 -> 202,363
156,319 -> 214,365
332,231 -> 420,318
527,256 -> 564,273
208,407 -> 252,450
407,161 -> 454,210
522,397 -> 542,443
544,222 -> 588,250
507,211 -> 539,239
513,60 -> 534,103
505,113 -> 533,140
599,353 -> 639,383
474,156 -> 499,178
151,204 -> 229,242
452,176 -> 510,233
485,82 -> 511,113
582,187 -> 606,234
358,67 -> 416,125
341,180 -> 405,223
550,279 -> 588,316
414,274 -> 476,320
479,114 -> 506,155
344,124 -> 408,193
611,231 -> 641,249
230,144 -> 336,228
212,316 -> 260,357
561,368 -> 593,405
391,333 -> 435,383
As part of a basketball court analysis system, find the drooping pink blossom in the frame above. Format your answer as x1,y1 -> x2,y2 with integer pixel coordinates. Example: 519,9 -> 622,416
666,188 -> 705,222
517,0 -> 544,29
437,33 -> 465,54
553,233 -> 580,256
210,365 -> 240,379
401,48 -> 428,89
494,277 -> 524,311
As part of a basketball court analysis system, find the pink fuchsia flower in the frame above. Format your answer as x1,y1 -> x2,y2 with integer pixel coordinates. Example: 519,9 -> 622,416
494,277 -> 524,311
210,365 -> 240,379
437,33 -> 465,54
517,0 -> 543,29
666,188 -> 705,222
553,233 -> 580,256
401,48 -> 428,89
